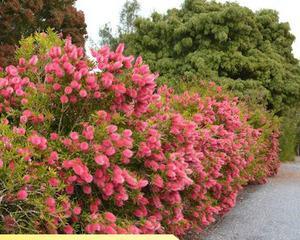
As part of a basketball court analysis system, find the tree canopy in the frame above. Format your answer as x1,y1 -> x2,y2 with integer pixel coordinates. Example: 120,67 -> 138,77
120,0 -> 300,114
0,0 -> 87,66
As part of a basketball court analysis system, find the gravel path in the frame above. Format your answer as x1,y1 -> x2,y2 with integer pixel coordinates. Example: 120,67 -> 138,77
195,158 -> 300,240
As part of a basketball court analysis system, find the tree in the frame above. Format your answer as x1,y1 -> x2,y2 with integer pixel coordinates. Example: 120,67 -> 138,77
98,23 -> 118,47
121,0 -> 300,115
119,0 -> 140,34
98,0 -> 140,48
0,0 -> 87,66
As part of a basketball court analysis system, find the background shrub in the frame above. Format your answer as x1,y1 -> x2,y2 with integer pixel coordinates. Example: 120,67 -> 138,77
279,109 -> 300,161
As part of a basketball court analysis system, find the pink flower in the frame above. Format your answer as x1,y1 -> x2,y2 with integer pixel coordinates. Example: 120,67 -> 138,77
6,65 -> 18,76
70,80 -> 80,89
95,154 -> 108,165
45,75 -> 54,83
48,178 -> 60,187
90,201 -> 100,214
79,89 -> 87,98
94,91 -> 101,99
96,110 -> 108,121
0,159 -> 3,168
107,125 -> 118,133
29,55 -> 38,65
86,75 -> 96,85
50,133 -> 59,141
74,71 -> 82,81
19,58 -> 26,65
60,95 -> 69,104
45,197 -> 56,208
49,47 -> 62,58
17,190 -> 28,200
105,147 -> 116,156
201,215 -> 209,226
122,149 -> 133,158
23,175 -> 31,183
104,226 -> 117,234
116,43 -> 125,54
64,86 -> 73,95
23,110 -> 32,117
13,127 -> 26,135
104,212 -> 116,223
21,98 -> 28,105
103,183 -> 114,196
73,164 -> 84,175
113,84 -> 126,94
83,173 -> 93,183
102,72 -> 113,88
53,83 -> 61,91
63,62 -> 75,74
85,223 -> 101,234
73,206 -> 82,215
15,89 -> 24,96
70,132 -> 79,140
113,170 -> 124,184
66,185 -> 74,195
80,142 -> 89,151
83,126 -> 94,140
138,179 -> 149,188
128,225 -> 141,234
85,224 -> 94,234
83,185 -> 92,194
28,135 -> 47,150
48,151 -> 58,165
134,208 -> 145,218
64,225 -> 74,234
8,161 -> 15,171
20,115 -> 28,124
63,138 -> 72,147
153,175 -> 164,188
70,95 -> 78,103
123,129 -> 133,137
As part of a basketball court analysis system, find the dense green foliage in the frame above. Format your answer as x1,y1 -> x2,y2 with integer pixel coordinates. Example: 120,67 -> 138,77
0,0 -> 87,66
15,29 -> 64,61
119,0 -> 300,116
279,109 -> 300,161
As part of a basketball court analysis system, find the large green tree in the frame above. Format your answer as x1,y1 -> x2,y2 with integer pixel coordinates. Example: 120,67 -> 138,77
0,0 -> 87,66
120,0 -> 300,115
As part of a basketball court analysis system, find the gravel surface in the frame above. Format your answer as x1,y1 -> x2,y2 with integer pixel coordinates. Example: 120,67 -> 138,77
187,158 -> 300,240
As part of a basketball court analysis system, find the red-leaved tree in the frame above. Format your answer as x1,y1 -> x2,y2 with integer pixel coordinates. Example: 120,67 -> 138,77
0,0 -> 87,66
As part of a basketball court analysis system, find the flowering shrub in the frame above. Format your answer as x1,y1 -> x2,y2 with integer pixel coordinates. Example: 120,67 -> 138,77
243,108 -> 280,184
0,35 -> 280,235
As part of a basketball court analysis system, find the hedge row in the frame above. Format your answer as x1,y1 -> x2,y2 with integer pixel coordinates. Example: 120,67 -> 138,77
0,36 -> 279,235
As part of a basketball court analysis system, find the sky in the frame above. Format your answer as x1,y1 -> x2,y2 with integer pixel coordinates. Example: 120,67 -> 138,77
75,0 -> 300,58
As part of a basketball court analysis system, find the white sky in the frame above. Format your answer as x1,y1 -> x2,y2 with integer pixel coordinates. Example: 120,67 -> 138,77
76,0 -> 300,58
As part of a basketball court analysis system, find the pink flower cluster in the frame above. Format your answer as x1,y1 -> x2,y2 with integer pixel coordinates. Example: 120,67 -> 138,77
0,38 -> 280,236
